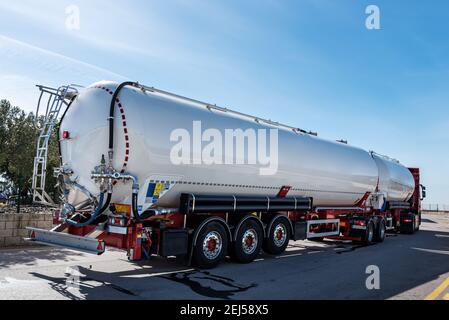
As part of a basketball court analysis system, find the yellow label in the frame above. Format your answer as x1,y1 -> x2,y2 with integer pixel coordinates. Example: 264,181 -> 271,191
114,204 -> 131,215
154,182 -> 164,197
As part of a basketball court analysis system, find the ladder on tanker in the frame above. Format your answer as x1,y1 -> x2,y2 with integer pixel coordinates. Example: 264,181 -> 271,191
31,85 -> 79,205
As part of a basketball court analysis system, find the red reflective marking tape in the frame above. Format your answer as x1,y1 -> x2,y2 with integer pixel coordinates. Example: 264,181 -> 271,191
121,115 -> 126,120
123,121 -> 127,126
97,241 -> 104,251
124,128 -> 128,134
277,186 -> 291,198
125,149 -> 129,155
30,230 -> 35,239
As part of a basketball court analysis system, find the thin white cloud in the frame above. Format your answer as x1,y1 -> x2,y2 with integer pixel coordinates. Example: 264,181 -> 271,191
0,35 -> 128,80
0,34 -> 128,111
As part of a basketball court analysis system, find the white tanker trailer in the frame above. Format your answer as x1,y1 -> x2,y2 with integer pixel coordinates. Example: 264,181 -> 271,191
27,81 -> 425,269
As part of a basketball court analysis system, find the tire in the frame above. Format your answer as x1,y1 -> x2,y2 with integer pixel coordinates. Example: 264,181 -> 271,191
362,220 -> 375,244
230,219 -> 263,263
263,216 -> 291,255
374,219 -> 386,243
192,221 -> 228,269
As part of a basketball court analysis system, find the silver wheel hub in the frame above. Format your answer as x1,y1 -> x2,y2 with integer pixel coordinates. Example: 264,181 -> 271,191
242,229 -> 258,255
202,231 -> 222,260
273,223 -> 287,247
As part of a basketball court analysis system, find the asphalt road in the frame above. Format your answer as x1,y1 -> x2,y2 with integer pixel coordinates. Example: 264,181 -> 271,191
1,213 -> 449,300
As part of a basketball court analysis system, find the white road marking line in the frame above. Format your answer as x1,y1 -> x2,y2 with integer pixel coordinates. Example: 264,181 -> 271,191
412,247 -> 449,255
275,253 -> 304,259
122,268 -> 195,278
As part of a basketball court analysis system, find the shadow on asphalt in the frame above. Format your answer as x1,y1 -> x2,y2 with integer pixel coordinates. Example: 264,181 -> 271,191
11,228 -> 449,299
0,247 -> 84,268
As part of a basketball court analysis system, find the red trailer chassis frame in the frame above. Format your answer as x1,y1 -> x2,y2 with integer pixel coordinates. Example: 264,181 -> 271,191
28,168 -> 424,262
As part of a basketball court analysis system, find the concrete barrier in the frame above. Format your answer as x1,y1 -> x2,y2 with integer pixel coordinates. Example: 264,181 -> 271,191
0,211 -> 53,247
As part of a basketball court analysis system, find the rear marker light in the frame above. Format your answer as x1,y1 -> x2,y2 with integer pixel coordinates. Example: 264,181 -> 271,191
62,131 -> 70,139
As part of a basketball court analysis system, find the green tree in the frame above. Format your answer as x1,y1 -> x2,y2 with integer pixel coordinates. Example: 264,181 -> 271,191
0,99 -> 60,202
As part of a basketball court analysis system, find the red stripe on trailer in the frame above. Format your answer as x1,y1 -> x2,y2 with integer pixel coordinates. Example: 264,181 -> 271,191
354,192 -> 371,207
277,186 -> 291,198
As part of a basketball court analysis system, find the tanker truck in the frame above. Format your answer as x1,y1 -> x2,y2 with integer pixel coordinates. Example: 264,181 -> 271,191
27,81 -> 426,269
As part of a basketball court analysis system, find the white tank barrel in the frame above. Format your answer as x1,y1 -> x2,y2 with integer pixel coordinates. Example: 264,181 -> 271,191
59,81 -> 415,214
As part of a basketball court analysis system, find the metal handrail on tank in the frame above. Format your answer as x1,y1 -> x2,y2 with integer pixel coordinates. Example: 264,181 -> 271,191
136,84 -> 318,137
370,151 -> 401,164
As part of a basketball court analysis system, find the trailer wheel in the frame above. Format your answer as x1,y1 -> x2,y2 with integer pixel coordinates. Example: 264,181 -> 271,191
193,221 -> 228,269
362,220 -> 375,245
231,219 -> 263,263
263,216 -> 291,255
374,219 -> 386,242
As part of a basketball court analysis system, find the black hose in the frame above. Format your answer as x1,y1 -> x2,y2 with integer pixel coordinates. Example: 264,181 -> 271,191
132,192 -> 141,222
65,192 -> 105,227
109,82 -> 139,150
99,192 -> 112,214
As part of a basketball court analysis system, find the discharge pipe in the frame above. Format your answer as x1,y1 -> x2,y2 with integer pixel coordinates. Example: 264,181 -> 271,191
91,172 -> 141,222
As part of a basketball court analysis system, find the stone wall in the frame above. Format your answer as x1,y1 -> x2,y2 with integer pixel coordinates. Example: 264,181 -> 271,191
0,209 -> 53,247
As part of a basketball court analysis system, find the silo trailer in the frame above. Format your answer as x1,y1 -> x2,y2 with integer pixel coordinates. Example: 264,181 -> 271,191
27,81 -> 427,269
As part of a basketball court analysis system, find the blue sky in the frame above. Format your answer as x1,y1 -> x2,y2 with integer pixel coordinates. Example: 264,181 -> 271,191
0,0 -> 448,204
